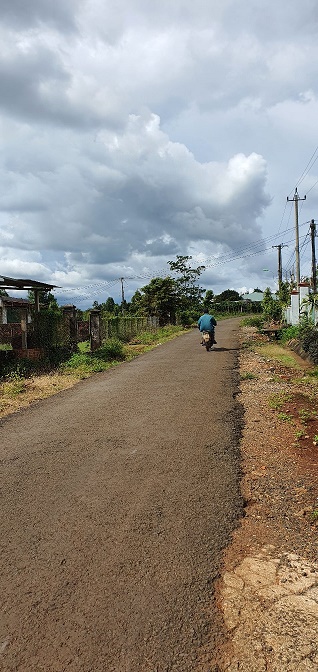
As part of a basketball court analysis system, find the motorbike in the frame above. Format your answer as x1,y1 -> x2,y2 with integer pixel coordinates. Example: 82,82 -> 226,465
201,330 -> 214,351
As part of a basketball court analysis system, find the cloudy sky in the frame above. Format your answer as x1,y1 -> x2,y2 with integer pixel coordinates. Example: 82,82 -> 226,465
1,0 -> 318,306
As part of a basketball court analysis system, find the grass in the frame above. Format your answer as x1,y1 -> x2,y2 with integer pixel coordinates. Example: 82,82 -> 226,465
240,372 -> 258,380
277,411 -> 292,422
269,392 -> 293,410
294,429 -> 306,440
254,343 -> 304,369
298,408 -> 313,424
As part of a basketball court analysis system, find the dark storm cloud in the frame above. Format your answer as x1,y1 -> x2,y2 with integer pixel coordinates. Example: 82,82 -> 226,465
0,45 -> 117,129
1,0 -> 82,32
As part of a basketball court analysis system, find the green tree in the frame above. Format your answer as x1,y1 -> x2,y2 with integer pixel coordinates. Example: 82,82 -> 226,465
262,287 -> 281,322
215,289 -> 242,302
28,290 -> 60,312
130,277 -> 177,325
278,280 -> 291,307
104,297 -> 116,313
203,289 -> 215,311
167,255 -> 206,313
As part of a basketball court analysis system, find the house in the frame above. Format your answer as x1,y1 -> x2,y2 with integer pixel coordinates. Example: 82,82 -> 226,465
241,291 -> 264,302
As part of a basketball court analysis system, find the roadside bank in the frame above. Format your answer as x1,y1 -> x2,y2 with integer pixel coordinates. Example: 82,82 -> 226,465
217,326 -> 318,671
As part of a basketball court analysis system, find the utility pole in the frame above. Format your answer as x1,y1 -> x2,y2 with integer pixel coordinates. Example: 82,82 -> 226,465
310,219 -> 317,293
120,277 -> 125,314
287,188 -> 306,286
272,243 -> 288,292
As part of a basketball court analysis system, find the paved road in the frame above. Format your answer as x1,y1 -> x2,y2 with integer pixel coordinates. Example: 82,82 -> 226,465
0,318 -> 243,672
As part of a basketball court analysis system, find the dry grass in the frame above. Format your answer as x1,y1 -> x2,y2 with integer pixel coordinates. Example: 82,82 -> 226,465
0,372 -> 80,419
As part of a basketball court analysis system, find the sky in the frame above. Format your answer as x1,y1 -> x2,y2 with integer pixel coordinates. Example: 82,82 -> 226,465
1,0 -> 318,307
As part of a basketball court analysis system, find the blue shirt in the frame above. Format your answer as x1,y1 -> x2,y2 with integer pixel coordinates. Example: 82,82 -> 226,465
198,313 -> 217,332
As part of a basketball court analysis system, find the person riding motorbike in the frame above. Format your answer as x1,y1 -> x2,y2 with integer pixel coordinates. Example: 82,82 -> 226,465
197,309 -> 217,345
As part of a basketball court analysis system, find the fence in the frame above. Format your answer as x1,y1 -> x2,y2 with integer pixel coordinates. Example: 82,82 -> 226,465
0,310 -> 160,355
100,316 -> 158,341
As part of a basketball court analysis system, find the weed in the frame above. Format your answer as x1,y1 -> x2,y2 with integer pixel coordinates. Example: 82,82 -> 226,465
313,435 -> 318,445
240,316 -> 264,329
311,509 -> 318,520
269,392 -> 292,410
240,372 -> 258,380
280,325 -> 301,344
294,429 -> 306,440
94,339 -> 125,361
277,412 -> 292,422
2,373 -> 27,397
298,408 -> 313,424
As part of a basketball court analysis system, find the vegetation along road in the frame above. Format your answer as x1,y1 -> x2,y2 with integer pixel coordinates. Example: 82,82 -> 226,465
0,318 -> 243,672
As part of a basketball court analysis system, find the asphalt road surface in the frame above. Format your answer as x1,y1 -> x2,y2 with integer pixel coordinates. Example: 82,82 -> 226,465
0,318 -> 243,672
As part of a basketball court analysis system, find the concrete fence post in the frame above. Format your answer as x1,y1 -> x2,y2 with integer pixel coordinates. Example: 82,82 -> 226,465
89,309 -> 101,351
290,291 -> 300,325
21,308 -> 28,350
62,305 -> 77,345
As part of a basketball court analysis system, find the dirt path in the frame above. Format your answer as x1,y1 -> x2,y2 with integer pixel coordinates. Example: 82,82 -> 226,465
0,318 -> 242,672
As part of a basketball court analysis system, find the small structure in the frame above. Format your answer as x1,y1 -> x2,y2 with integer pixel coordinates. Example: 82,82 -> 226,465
241,291 -> 265,302
0,275 -> 58,313
0,275 -> 58,355
0,296 -> 31,325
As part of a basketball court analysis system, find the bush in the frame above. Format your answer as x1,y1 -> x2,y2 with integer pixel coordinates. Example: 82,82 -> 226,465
61,352 -> 110,376
298,321 -> 318,364
94,338 -> 125,361
241,316 -> 264,329
280,325 -> 301,343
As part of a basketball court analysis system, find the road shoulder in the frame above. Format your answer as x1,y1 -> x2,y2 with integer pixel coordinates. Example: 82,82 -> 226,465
217,326 -> 318,671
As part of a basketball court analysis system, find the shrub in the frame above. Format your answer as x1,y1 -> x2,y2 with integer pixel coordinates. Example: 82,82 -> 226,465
241,316 -> 264,329
280,325 -> 301,343
298,322 -> 318,364
94,338 -> 125,361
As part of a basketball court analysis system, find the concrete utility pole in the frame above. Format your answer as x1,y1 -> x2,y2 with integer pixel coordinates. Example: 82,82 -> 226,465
272,243 -> 288,292
310,219 -> 317,293
287,188 -> 306,286
120,277 -> 125,314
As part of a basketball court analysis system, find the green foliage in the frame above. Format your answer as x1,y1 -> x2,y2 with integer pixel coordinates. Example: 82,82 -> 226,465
215,289 -> 242,302
2,373 -> 27,397
132,325 -> 184,345
62,338 -> 125,376
297,320 -> 318,364
240,315 -> 264,328
167,255 -> 206,315
203,289 -> 214,312
280,325 -> 301,343
177,309 -> 198,327
94,339 -> 125,361
92,297 -> 121,316
262,287 -> 281,322
28,290 -> 60,311
0,356 -> 41,380
130,277 -> 177,325
277,412 -> 292,422
278,280 -> 291,307
62,353 -> 110,376
269,392 -> 292,410
0,343 -> 13,351
240,372 -> 258,380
